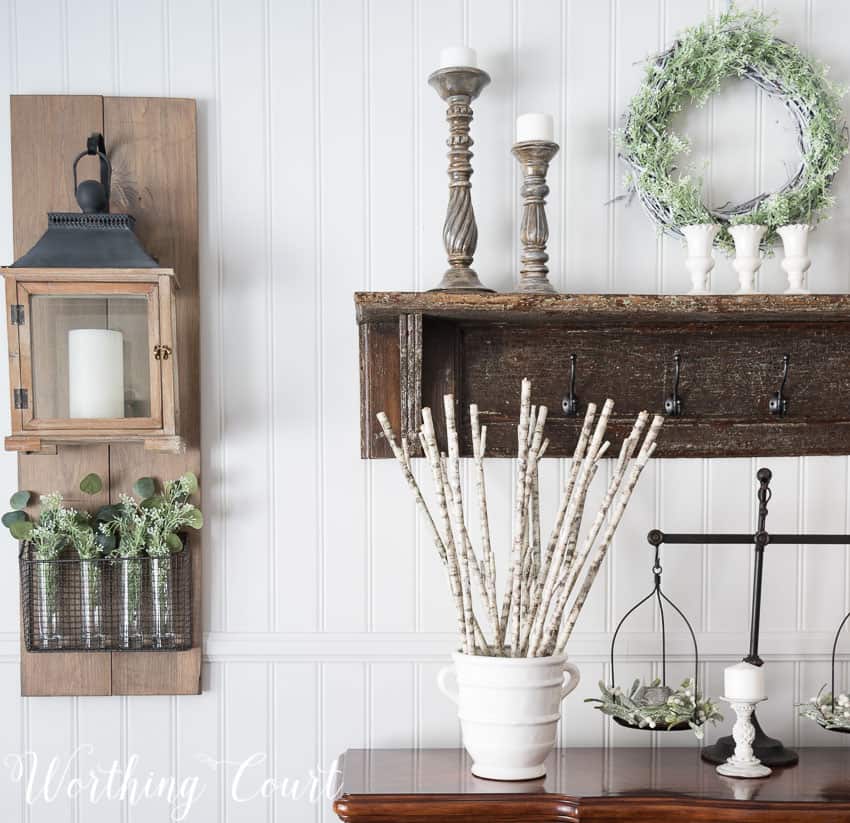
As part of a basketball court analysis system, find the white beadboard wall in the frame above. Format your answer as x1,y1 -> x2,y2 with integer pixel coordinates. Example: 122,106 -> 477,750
1,0 -> 850,820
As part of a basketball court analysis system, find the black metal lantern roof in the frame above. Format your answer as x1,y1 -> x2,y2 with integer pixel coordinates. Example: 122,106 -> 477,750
11,212 -> 158,269
10,133 -> 159,269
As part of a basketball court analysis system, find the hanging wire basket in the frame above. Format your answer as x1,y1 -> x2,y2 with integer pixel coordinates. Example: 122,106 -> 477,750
586,544 -> 722,735
799,608 -> 850,733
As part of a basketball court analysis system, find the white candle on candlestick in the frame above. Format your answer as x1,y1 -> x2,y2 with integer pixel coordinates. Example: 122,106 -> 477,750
68,329 -> 125,419
438,46 -> 478,69
724,661 -> 766,701
516,112 -> 554,143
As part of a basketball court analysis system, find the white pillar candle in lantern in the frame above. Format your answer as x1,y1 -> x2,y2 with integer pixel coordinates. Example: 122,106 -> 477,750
438,46 -> 478,69
68,329 -> 125,418
516,112 -> 554,143
724,661 -> 766,701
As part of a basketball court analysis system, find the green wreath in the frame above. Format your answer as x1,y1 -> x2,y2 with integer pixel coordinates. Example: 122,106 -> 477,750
619,5 -> 848,252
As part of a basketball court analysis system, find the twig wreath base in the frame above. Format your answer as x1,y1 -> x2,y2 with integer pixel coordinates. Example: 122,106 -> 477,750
619,5 -> 847,252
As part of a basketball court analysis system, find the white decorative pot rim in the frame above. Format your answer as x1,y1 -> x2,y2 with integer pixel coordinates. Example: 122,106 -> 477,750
452,650 -> 568,666
729,224 -> 767,234
777,223 -> 811,231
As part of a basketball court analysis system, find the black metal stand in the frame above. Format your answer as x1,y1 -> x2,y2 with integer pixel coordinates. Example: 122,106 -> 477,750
648,467 -> 850,769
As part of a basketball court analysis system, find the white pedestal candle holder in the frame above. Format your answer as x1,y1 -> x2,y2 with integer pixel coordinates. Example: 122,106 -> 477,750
681,223 -> 720,294
729,224 -> 767,294
716,697 -> 772,779
778,223 -> 812,295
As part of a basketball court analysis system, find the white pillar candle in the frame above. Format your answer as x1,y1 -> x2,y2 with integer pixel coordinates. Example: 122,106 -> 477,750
438,46 -> 477,69
516,112 -> 554,143
68,329 -> 125,419
724,661 -> 766,701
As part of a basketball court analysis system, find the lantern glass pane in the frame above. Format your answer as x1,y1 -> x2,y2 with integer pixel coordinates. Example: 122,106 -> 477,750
29,294 -> 152,420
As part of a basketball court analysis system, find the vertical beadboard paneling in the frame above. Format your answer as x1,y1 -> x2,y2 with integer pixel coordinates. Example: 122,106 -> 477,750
115,0 -> 166,94
77,696 -> 123,823
0,664 -> 22,820
318,0 -> 367,633
218,0 -> 271,633
562,0 -> 612,292
370,662 -> 415,747
225,662 -> 271,820
126,696 -> 174,822
417,661 -> 461,747
176,663 -> 222,823
66,0 -> 116,92
811,0 -> 850,292
322,663 -> 366,822
0,4 -> 850,821
273,663 -> 319,823
269,0 -> 320,634
168,0 -> 223,633
611,0 -> 659,293
706,459 -> 755,632
25,698 -> 75,823
12,0 -> 65,91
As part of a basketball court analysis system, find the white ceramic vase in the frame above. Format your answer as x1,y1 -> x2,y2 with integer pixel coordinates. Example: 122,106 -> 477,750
681,223 -> 720,294
437,651 -> 581,781
777,223 -> 812,295
729,224 -> 767,294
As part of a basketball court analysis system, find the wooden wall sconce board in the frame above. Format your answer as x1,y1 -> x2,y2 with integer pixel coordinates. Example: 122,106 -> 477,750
357,291 -> 850,460
8,95 -> 201,696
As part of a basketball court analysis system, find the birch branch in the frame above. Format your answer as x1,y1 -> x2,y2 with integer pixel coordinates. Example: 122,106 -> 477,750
555,418 -> 663,653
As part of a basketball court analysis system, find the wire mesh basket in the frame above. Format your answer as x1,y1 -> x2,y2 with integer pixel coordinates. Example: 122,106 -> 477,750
20,543 -> 193,652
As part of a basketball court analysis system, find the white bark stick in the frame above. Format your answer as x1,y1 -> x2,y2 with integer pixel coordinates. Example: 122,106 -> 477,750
525,400 -> 613,655
503,379 -> 532,655
555,420 -> 662,653
417,418 -> 468,647
443,395 -> 477,655
470,403 -> 501,650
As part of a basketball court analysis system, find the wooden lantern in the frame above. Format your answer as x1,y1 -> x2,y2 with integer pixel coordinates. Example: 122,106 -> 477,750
2,135 -> 183,454
2,266 -> 181,454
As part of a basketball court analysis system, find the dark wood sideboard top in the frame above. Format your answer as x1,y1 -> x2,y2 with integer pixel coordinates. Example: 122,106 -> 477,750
333,747 -> 850,822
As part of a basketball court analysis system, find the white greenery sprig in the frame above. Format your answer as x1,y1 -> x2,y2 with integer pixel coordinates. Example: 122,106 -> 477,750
799,684 -> 850,731
619,4 -> 848,251
586,678 -> 723,738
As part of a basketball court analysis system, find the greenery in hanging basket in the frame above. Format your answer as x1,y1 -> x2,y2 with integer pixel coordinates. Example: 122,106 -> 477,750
799,685 -> 850,732
586,678 -> 722,738
619,4 -> 848,252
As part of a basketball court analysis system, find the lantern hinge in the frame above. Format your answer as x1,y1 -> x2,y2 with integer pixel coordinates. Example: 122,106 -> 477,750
13,388 -> 28,410
10,305 -> 24,325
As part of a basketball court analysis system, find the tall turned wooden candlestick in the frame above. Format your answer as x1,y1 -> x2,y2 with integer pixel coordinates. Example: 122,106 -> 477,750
512,140 -> 559,293
427,66 -> 493,292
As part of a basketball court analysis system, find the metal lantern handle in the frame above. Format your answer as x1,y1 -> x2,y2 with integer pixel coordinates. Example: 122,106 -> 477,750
72,133 -> 111,206
831,609 -> 850,713
609,545 -> 700,699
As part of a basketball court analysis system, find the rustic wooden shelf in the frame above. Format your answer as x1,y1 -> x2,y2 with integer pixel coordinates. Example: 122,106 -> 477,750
356,291 -> 850,459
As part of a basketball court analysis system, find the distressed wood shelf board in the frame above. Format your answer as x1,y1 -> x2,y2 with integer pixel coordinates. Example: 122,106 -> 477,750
356,291 -> 850,459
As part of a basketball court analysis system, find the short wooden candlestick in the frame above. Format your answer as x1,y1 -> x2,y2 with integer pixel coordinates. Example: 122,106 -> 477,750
511,140 -> 559,294
427,66 -> 493,293
716,697 -> 772,779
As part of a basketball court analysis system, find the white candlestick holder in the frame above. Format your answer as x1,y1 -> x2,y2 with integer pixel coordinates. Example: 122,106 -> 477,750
716,697 -> 772,779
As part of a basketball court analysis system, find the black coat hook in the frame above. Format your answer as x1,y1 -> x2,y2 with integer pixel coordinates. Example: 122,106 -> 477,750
769,354 -> 790,416
562,353 -> 579,417
664,352 -> 682,417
